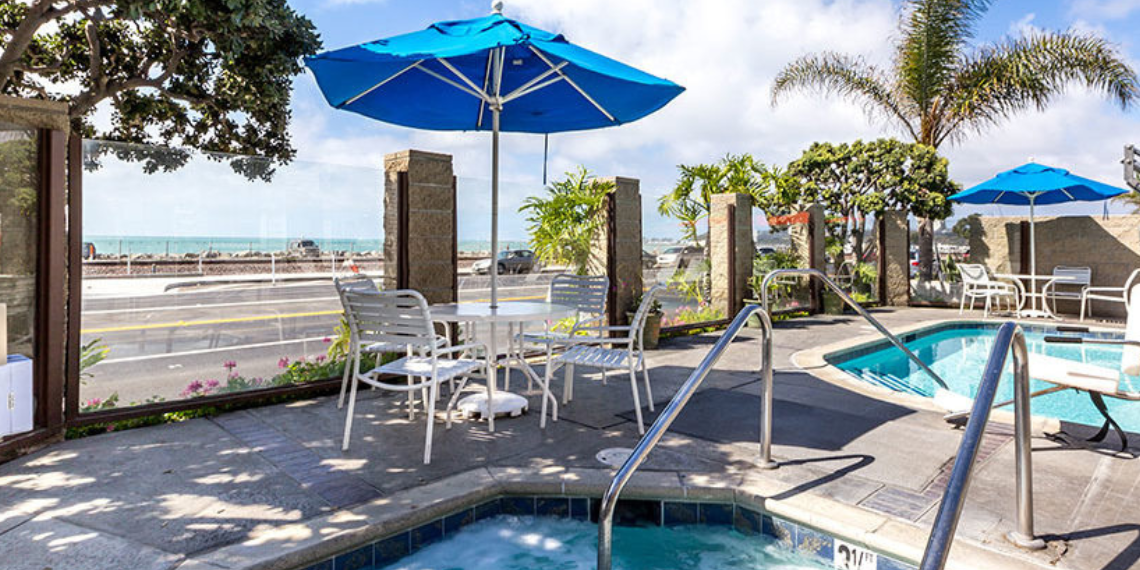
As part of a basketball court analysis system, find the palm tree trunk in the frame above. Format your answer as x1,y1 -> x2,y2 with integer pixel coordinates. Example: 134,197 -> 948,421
918,217 -> 935,281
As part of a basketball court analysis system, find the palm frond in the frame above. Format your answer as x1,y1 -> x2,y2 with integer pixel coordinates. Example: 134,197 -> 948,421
940,31 -> 1139,146
896,0 -> 992,113
772,52 -> 918,141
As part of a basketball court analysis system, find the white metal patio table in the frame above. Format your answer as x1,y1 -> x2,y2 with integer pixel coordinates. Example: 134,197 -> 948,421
429,301 -> 575,428
994,273 -> 1079,319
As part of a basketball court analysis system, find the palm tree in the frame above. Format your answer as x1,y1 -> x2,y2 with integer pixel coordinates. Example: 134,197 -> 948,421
772,0 -> 1139,280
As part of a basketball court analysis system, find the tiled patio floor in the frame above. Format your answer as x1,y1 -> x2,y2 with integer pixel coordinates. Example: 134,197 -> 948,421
1,308 -> 1138,569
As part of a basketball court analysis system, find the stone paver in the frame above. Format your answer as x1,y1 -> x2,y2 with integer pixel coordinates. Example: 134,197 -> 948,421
0,307 -> 1136,569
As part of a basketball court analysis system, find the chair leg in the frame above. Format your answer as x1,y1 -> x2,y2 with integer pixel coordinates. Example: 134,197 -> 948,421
640,359 -> 654,412
422,381 -> 439,465
337,350 -> 354,409
628,367 -> 645,435
563,364 -> 575,404
1081,296 -> 1088,321
341,373 -> 361,452
485,359 -> 495,433
959,290 -> 967,315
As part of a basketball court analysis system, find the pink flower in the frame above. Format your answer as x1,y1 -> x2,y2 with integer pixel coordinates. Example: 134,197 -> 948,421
85,398 -> 101,408
277,357 -> 289,369
315,355 -> 326,363
297,356 -> 307,363
206,379 -> 221,390
322,337 -> 332,343
223,360 -> 237,371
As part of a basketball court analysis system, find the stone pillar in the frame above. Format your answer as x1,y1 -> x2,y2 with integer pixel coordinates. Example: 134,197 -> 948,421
790,204 -> 826,311
710,193 -> 753,317
588,177 -> 643,325
879,210 -> 910,306
383,150 -> 456,304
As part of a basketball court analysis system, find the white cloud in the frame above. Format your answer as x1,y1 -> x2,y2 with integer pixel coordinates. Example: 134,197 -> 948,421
1069,0 -> 1140,21
290,0 -> 1140,239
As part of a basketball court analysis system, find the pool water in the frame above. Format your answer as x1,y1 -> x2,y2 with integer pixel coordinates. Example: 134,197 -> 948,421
829,324 -> 1140,432
377,515 -> 830,570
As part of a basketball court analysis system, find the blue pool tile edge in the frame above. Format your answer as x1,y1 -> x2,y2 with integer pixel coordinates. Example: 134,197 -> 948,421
301,496 -> 917,570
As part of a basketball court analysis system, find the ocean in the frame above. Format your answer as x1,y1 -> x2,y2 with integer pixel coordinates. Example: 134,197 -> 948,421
84,236 -> 533,256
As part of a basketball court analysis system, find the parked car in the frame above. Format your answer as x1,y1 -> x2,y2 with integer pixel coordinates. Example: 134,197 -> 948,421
756,246 -> 777,257
288,239 -> 320,257
642,250 -> 657,269
472,249 -> 535,274
656,245 -> 703,268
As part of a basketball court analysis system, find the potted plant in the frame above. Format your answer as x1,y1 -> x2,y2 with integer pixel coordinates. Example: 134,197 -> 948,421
627,291 -> 664,350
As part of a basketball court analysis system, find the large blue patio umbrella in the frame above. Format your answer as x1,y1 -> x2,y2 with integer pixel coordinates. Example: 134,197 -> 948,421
305,4 -> 684,306
949,162 -> 1128,313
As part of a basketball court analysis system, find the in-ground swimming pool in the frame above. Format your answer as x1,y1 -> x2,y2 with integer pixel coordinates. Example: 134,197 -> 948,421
377,515 -> 829,570
827,322 -> 1140,432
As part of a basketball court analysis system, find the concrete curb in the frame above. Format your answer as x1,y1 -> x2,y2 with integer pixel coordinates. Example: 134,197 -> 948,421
182,466 -> 1060,570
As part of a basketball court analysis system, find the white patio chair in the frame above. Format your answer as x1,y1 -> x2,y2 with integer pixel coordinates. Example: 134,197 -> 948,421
545,285 -> 665,435
340,289 -> 492,464
333,275 -> 448,414
1081,268 -> 1140,321
958,264 -> 1018,317
513,274 -> 608,389
1042,266 -> 1091,317
1031,287 -> 1140,451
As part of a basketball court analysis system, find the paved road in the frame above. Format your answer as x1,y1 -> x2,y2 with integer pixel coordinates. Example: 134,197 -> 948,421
81,270 -> 698,405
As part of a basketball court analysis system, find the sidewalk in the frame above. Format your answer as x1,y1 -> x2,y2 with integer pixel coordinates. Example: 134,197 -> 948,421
1,308 -> 1136,570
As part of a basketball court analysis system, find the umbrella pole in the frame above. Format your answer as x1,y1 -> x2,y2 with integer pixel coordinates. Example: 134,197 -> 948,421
491,106 -> 500,309
1029,196 -> 1037,313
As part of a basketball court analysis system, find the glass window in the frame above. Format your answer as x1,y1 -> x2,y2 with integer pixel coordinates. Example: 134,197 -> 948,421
0,123 -> 39,360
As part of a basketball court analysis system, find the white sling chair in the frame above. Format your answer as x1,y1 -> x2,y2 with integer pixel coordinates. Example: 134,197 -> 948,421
333,275 -> 448,416
1032,287 -> 1140,450
340,289 -> 492,464
958,264 -> 1018,317
545,285 -> 664,435
514,273 -> 608,388
1081,268 -> 1140,321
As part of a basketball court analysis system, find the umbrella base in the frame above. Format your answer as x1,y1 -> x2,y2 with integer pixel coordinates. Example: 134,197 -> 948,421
457,391 -> 529,419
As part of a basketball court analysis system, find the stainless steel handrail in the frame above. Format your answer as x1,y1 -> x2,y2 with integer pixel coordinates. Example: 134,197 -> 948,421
596,304 -> 774,570
920,322 -> 1044,570
759,268 -> 949,391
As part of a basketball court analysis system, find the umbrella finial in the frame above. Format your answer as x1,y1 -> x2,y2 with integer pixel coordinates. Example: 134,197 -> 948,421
491,0 -> 503,14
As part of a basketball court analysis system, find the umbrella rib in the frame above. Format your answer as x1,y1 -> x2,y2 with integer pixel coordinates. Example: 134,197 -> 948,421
415,64 -> 490,102
528,45 -> 616,122
437,57 -> 491,100
501,61 -> 569,103
502,75 -> 565,105
341,60 -> 422,107
477,51 -> 492,128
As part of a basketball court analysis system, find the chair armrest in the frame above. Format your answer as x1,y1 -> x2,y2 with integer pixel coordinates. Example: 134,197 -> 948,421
574,325 -> 632,333
1044,336 -> 1140,347
561,335 -> 633,346
1083,286 -> 1126,295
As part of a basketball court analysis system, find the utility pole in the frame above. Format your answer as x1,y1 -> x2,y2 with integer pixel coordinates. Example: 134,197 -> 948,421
1126,144 -> 1140,192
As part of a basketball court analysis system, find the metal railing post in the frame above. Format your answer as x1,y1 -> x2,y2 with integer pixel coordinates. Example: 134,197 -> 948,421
597,304 -> 773,570
759,268 -> 949,391
919,323 -> 1043,570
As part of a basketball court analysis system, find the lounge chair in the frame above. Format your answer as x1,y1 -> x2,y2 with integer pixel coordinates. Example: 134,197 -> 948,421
1080,268 -> 1140,321
1032,287 -> 1140,450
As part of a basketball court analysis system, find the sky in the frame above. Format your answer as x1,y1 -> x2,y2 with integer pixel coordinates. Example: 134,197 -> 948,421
85,0 -> 1140,242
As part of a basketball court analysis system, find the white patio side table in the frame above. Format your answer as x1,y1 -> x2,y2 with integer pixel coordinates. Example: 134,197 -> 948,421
429,301 -> 574,429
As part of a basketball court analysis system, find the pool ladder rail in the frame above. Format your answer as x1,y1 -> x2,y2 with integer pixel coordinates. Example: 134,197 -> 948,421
596,272 -> 1044,570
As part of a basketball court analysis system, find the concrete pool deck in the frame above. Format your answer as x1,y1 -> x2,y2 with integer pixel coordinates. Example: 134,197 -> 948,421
1,307 -> 1138,569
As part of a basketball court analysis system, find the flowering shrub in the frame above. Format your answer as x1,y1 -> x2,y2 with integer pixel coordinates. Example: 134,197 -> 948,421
662,302 -> 725,327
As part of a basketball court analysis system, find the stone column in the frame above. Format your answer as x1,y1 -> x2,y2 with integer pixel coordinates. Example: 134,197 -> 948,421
879,210 -> 910,306
710,193 -> 753,317
789,204 -> 826,311
588,177 -> 642,325
383,150 -> 456,304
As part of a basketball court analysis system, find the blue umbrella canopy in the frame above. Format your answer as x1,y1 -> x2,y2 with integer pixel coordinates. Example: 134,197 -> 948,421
304,13 -> 684,133
949,162 -> 1128,315
304,7 -> 683,307
949,162 -> 1127,205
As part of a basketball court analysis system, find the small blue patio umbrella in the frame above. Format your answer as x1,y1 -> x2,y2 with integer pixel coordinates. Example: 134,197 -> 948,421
949,162 -> 1129,314
305,2 -> 684,306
